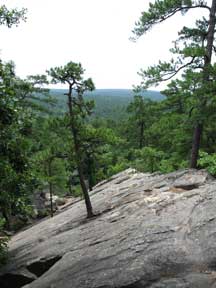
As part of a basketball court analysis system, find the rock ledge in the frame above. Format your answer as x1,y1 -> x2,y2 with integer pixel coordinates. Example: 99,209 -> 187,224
1,168 -> 216,288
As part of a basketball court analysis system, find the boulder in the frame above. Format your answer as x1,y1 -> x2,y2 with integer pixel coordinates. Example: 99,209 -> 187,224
1,169 -> 216,288
32,191 -> 67,219
55,197 -> 66,207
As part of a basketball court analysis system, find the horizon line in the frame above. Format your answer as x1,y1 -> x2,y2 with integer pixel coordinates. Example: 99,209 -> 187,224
47,87 -> 162,91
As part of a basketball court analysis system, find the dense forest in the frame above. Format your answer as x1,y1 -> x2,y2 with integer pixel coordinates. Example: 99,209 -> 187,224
49,89 -> 164,120
1,0 -> 216,266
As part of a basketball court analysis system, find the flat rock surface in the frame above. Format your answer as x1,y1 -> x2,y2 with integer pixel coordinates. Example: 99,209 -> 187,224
1,168 -> 216,288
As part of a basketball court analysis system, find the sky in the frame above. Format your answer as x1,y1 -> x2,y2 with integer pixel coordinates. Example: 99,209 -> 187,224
0,0 -> 210,90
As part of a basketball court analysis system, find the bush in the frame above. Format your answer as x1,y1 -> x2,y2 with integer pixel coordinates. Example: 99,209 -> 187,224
131,147 -> 165,173
0,218 -> 8,266
198,151 -> 216,176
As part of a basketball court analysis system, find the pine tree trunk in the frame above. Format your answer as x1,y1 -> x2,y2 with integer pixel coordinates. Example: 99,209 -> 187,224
139,122 -> 144,149
67,85 -> 94,218
190,123 -> 203,168
73,131 -> 94,218
68,179 -> 73,195
48,160 -> 54,217
88,156 -> 95,192
190,0 -> 216,168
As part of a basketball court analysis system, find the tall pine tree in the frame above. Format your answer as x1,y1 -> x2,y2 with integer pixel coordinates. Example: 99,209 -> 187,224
132,0 -> 216,168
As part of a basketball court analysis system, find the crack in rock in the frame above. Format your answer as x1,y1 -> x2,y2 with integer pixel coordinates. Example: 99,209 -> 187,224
26,255 -> 62,277
0,273 -> 35,288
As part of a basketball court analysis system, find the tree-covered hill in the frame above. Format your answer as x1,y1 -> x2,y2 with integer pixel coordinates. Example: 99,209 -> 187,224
50,89 -> 164,120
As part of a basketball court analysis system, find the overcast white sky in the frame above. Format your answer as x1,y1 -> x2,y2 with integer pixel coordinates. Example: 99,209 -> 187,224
0,0 -> 209,89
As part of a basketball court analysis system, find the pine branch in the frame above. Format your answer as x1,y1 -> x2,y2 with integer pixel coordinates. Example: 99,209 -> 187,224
132,1 -> 210,40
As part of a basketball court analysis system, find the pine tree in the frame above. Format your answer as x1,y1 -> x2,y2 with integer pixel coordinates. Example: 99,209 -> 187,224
47,62 -> 95,218
132,0 -> 216,168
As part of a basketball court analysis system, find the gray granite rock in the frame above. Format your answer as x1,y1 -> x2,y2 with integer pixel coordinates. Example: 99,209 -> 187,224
1,168 -> 216,288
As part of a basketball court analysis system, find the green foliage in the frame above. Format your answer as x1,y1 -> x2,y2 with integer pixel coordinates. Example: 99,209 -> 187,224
48,89 -> 164,120
0,5 -> 27,27
126,95 -> 158,148
132,0 -> 216,168
48,62 -> 95,91
198,151 -> 216,176
131,147 -> 165,173
0,60 -> 36,228
0,3 -> 30,265
107,161 -> 130,176
83,124 -> 122,184
72,185 -> 83,197
32,117 -> 71,196
0,218 -> 8,266
132,0 -> 208,39
159,154 -> 188,173
47,61 -> 97,217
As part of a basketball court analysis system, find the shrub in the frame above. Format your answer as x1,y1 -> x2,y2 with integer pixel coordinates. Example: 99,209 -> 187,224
198,151 -> 216,176
0,218 -> 8,266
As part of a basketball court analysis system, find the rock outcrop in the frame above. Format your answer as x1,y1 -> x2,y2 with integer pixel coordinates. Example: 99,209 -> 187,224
1,168 -> 216,288
32,191 -> 70,218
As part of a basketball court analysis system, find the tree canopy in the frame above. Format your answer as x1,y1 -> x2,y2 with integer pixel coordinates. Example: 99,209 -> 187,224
132,0 -> 216,168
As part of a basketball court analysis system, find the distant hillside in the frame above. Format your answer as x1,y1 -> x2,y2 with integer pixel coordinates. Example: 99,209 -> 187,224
50,89 -> 165,120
